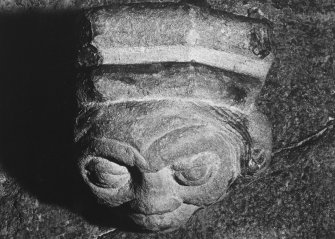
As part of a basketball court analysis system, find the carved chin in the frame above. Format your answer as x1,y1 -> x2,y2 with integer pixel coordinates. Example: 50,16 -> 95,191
128,204 -> 199,231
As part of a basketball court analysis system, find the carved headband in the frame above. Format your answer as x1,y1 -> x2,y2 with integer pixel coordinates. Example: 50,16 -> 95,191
78,2 -> 274,80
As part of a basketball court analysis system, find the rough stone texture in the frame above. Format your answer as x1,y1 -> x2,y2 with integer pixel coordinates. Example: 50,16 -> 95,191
0,0 -> 334,238
74,2 -> 274,232
107,133 -> 335,238
77,3 -> 273,78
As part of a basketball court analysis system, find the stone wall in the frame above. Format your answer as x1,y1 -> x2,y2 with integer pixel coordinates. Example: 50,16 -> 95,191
0,0 -> 334,238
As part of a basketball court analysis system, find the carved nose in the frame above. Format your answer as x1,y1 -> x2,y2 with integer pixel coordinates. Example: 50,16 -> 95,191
130,170 -> 182,215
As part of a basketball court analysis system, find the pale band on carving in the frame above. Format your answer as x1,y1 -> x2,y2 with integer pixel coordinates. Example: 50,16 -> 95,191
88,3 -> 274,81
97,46 -> 273,79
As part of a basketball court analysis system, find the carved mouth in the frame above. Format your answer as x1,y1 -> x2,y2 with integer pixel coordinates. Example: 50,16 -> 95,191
128,203 -> 199,231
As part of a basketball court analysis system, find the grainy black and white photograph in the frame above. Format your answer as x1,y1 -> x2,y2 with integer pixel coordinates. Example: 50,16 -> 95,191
0,0 -> 334,238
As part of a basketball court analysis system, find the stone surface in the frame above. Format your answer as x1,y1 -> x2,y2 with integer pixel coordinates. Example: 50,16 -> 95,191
77,3 -> 273,78
75,1 -> 273,231
0,0 -> 334,238
108,132 -> 335,238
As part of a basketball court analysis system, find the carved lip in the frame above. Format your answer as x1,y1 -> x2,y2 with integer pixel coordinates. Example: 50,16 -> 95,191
128,203 -> 199,231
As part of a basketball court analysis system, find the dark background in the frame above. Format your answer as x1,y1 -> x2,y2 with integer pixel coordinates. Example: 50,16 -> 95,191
0,10 -> 78,207
0,1 -> 335,238
0,9 -> 141,235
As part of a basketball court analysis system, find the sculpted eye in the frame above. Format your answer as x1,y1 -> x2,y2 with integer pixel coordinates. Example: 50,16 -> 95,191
85,157 -> 130,189
172,152 -> 219,186
174,165 -> 212,186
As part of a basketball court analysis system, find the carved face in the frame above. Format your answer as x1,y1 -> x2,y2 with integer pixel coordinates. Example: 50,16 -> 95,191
75,0 -> 274,231
76,65 -> 251,231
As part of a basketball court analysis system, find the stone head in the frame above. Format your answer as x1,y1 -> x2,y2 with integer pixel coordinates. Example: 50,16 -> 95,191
75,1 -> 274,231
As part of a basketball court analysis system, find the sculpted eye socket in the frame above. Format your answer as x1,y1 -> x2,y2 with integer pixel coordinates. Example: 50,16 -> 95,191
172,152 -> 219,186
174,164 -> 213,186
85,157 -> 130,189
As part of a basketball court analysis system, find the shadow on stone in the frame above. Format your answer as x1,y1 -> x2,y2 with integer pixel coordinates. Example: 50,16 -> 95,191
0,10 -> 138,232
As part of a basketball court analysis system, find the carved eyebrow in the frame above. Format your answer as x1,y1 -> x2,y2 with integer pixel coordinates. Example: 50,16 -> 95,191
171,152 -> 217,171
87,157 -> 128,175
89,137 -> 149,170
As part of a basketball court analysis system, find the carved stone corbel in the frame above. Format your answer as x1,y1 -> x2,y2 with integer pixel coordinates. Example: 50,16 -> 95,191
75,1 -> 274,231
